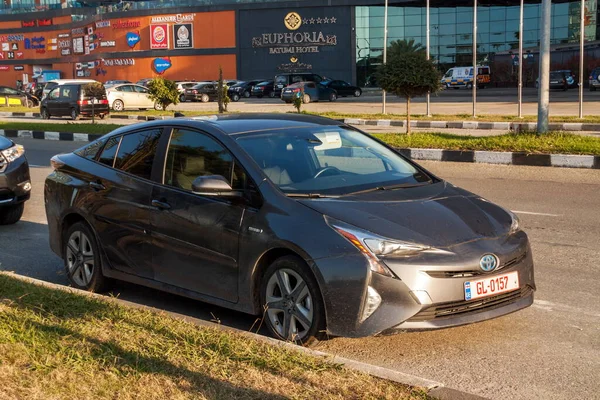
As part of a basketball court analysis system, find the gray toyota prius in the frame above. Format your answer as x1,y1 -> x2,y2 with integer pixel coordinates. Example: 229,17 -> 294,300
45,114 -> 535,345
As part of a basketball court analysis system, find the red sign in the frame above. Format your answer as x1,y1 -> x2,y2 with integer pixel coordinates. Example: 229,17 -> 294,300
16,52 -> 23,59
0,66 -> 9,71
150,24 -> 169,49
22,20 -> 36,28
37,18 -> 53,27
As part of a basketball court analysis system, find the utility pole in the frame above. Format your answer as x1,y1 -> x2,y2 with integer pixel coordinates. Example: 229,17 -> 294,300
518,0 -> 524,118
579,0 -> 585,118
382,0 -> 388,114
472,0 -> 478,117
537,0 -> 551,133
426,0 -> 431,116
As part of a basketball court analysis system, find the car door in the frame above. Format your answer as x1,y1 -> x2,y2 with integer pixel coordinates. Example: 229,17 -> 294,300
134,85 -> 154,108
119,85 -> 137,108
45,87 -> 62,115
91,128 -> 163,279
149,127 -> 245,302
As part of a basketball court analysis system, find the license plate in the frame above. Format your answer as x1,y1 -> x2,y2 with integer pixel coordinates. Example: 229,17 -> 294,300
277,84 -> 283,88
551,81 -> 558,84
464,271 -> 519,301
284,89 -> 291,93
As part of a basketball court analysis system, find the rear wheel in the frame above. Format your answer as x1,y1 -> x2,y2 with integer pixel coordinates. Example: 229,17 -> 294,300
70,108 -> 79,120
64,222 -> 109,292
0,203 -> 24,225
201,94 -> 210,103
302,94 -> 311,104
329,92 -> 337,102
231,93 -> 240,102
112,99 -> 124,111
268,91 -> 276,98
243,90 -> 251,98
260,255 -> 325,346
466,82 -> 473,90
179,94 -> 186,102
154,102 -> 164,111
354,89 -> 362,97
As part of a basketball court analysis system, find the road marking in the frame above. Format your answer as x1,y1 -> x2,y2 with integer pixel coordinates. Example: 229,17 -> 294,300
533,299 -> 600,318
512,210 -> 561,217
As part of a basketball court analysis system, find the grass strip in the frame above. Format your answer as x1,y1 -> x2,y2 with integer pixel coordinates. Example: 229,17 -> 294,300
376,131 -> 600,155
0,273 -> 428,400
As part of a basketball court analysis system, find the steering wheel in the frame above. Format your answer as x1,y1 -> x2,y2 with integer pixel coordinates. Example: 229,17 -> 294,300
314,166 -> 342,179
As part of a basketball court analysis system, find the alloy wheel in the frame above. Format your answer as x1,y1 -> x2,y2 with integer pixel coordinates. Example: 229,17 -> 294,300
113,100 -> 124,111
265,268 -> 314,341
66,230 -> 95,287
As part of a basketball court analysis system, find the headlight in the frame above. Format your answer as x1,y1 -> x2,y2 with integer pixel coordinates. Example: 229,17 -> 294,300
325,216 -> 432,278
1,144 -> 25,163
508,211 -> 520,235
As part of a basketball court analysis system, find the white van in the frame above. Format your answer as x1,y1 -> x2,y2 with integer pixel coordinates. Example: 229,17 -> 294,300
42,79 -> 99,98
441,66 -> 491,89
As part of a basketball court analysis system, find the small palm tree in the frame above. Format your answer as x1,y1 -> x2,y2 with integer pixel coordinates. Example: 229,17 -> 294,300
387,39 -> 426,58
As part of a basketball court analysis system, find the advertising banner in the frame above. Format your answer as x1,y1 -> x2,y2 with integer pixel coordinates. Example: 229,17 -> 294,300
173,24 -> 193,49
150,24 -> 169,49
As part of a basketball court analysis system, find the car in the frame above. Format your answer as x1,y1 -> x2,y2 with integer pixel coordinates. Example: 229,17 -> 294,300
136,78 -> 154,87
322,80 -> 362,97
0,136 -> 30,225
228,80 -> 264,101
105,80 -> 132,87
107,84 -> 161,111
589,67 -> 600,91
0,86 -> 39,108
42,79 -> 98,99
251,80 -> 275,98
555,70 -> 577,88
536,71 -> 569,91
274,73 -> 324,96
40,82 -> 110,120
44,113 -> 535,345
176,81 -> 198,102
184,82 -> 218,102
280,81 -> 337,103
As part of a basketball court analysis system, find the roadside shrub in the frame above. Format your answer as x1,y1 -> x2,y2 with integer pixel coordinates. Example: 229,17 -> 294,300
293,90 -> 303,113
147,77 -> 180,111
217,67 -> 230,113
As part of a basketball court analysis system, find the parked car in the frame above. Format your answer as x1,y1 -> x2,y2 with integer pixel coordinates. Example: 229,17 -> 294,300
176,81 -> 198,102
555,70 -> 577,88
536,71 -> 569,91
281,81 -> 337,103
107,84 -> 160,111
136,78 -> 154,87
251,80 -> 275,98
322,80 -> 362,97
589,67 -> 600,91
0,86 -> 38,108
42,79 -> 98,99
105,80 -> 132,87
40,82 -> 109,120
184,82 -> 218,102
274,73 -> 324,96
44,114 -> 535,345
0,136 -> 30,225
228,80 -> 264,101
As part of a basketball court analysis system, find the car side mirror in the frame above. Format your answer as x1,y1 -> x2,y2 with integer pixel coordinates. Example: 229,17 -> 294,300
192,175 -> 242,198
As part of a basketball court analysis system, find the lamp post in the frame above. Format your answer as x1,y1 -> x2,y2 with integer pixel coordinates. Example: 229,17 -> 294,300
518,0 -> 524,118
426,0 -> 431,116
472,0 -> 478,117
579,0 -> 585,118
382,0 -> 388,114
538,0 -> 551,133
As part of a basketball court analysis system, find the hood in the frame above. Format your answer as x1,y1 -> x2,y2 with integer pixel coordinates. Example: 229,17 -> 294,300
299,182 -> 512,248
0,136 -> 14,152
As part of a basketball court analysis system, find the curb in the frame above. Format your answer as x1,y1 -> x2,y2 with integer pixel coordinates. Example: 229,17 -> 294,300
0,271 -> 487,400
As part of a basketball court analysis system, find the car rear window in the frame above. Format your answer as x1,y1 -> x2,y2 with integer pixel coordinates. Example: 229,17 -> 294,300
98,136 -> 121,167
114,129 -> 162,180
82,83 -> 107,100
75,137 -> 107,160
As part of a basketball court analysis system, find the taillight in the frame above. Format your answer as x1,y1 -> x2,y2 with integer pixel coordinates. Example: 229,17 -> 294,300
77,100 -> 88,105
100,99 -> 108,104
50,155 -> 65,170
292,88 -> 301,93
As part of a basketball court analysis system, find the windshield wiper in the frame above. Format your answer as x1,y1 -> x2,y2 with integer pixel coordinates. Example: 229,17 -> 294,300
344,181 -> 432,196
285,193 -> 338,199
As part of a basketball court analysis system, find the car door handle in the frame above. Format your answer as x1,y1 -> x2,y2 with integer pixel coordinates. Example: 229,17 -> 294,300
151,199 -> 171,210
89,181 -> 106,191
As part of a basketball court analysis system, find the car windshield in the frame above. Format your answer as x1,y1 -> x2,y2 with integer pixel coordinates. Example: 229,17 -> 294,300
236,126 -> 432,196
232,81 -> 247,87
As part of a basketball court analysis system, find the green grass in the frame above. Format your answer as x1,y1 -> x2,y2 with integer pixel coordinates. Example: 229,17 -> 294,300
0,273 -> 428,400
0,121 -> 120,135
376,131 -> 600,155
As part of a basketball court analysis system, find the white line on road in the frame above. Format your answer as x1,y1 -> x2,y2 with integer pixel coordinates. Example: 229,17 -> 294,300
533,299 -> 600,318
512,210 -> 562,217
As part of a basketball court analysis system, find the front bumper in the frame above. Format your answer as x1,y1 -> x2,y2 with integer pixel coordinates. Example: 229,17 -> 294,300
0,155 -> 31,206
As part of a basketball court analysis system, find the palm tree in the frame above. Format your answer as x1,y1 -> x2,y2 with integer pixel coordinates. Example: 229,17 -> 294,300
387,39 -> 426,58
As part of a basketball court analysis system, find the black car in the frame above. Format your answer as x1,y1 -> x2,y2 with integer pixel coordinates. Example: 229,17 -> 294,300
40,83 -> 109,120
0,136 -> 30,225
251,80 -> 275,98
323,80 -> 362,97
274,73 -> 324,96
228,80 -> 264,101
0,86 -> 38,108
549,71 -> 569,91
44,114 -> 534,345
280,82 -> 337,103
184,83 -> 218,102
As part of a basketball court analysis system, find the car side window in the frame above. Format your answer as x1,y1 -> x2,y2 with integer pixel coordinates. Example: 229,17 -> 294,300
98,136 -> 121,167
121,85 -> 134,92
113,129 -> 162,180
48,88 -> 60,100
134,86 -> 148,93
164,129 -> 243,192
60,86 -> 72,99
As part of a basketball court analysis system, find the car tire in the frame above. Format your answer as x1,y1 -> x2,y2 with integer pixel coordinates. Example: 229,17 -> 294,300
40,107 -> 50,120
0,203 -> 24,225
112,99 -> 124,112
99,114 -> 105,120
231,93 -> 240,102
260,255 -> 326,346
302,94 -> 311,104
268,91 -> 276,98
354,89 -> 362,97
63,221 -> 110,292
329,92 -> 337,102
466,83 -> 473,90
71,108 -> 79,121
179,94 -> 186,102
25,99 -> 34,108
154,102 -> 164,111
201,94 -> 210,103
243,90 -> 251,98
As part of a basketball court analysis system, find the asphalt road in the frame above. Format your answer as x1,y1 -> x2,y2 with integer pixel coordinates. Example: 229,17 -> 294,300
1,138 -> 599,400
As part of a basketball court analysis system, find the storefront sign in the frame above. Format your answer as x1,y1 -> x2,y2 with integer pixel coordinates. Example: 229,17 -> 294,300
0,66 -> 9,71
61,48 -> 71,56
113,20 -> 141,29
96,20 -> 111,29
150,24 -> 169,49
0,35 -> 24,42
1,43 -> 8,52
37,18 -> 52,27
58,33 -> 70,38
16,52 -> 23,59
151,14 -> 195,24
126,32 -> 140,48
7,52 -> 14,59
58,39 -> 71,49
84,35 -> 90,55
72,27 -> 85,36
11,43 -> 18,51
100,41 -> 116,47
73,37 -> 84,54
152,58 -> 172,74
173,23 -> 193,49
14,66 -> 24,71
24,37 -> 46,51
102,58 -> 135,67
22,20 -> 36,28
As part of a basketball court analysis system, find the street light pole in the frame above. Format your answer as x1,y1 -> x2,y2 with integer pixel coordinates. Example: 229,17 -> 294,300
518,0 -> 524,118
382,0 -> 388,114
426,0 -> 431,116
538,0 -> 551,133
472,0 -> 477,117
579,0 -> 585,118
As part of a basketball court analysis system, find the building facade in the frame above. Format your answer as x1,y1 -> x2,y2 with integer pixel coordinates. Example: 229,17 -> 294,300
0,0 -> 598,87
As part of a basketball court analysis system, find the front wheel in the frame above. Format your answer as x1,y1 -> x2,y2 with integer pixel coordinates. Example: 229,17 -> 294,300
40,107 -> 50,120
231,93 -> 240,102
154,102 -> 164,111
243,90 -> 251,98
354,89 -> 362,97
268,91 -> 276,98
466,83 -> 473,90
302,94 -> 311,104
329,92 -> 337,102
0,203 -> 24,225
260,256 -> 325,346
179,94 -> 186,102
201,94 -> 210,103
71,108 -> 79,120
112,99 -> 124,112
64,222 -> 109,292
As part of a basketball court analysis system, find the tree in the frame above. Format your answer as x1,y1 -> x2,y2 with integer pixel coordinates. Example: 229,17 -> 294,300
292,88 -> 304,113
147,77 -> 179,111
387,39 -> 426,57
84,82 -> 106,123
217,66 -> 230,113
376,49 -> 441,134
